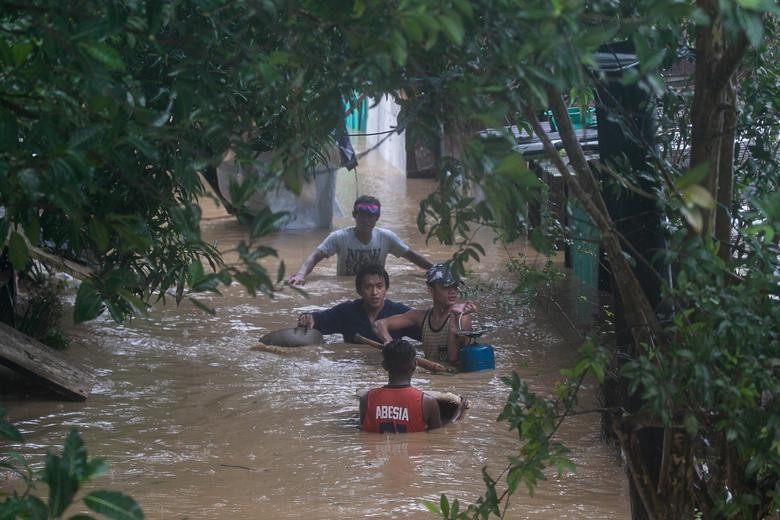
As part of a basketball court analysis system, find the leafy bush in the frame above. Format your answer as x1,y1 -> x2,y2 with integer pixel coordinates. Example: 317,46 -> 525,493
0,408 -> 144,520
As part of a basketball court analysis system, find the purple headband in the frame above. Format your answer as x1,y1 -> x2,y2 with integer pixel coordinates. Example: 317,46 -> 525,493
354,203 -> 380,214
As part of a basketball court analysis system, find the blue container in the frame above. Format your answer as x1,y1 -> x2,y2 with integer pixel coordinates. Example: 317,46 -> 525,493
459,344 -> 495,372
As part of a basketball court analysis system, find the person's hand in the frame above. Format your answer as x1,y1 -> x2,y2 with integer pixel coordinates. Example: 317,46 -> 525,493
452,300 -> 477,316
372,319 -> 392,344
297,313 -> 315,330
288,272 -> 306,286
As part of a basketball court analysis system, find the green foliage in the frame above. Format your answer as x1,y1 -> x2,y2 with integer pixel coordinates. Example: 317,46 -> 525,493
424,340 -> 607,519
406,0 -> 777,517
624,232 -> 780,515
0,0 -> 777,518
1,0 -> 502,323
0,409 -> 143,519
18,272 -> 68,350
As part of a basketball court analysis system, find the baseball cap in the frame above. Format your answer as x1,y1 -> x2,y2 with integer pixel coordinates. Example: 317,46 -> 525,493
426,263 -> 462,287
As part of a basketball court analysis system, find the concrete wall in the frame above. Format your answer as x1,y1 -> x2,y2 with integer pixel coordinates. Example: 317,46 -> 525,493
366,95 -> 406,174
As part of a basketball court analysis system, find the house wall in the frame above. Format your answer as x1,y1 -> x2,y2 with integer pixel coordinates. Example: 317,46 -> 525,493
366,95 -> 406,174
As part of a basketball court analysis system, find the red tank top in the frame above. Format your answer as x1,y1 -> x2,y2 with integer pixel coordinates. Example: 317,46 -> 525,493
362,385 -> 427,433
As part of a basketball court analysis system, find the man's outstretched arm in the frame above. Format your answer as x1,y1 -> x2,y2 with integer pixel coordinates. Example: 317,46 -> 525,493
287,250 -> 327,286
402,249 -> 432,270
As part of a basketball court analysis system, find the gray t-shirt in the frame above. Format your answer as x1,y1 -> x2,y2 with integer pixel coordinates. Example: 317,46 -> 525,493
316,226 -> 410,275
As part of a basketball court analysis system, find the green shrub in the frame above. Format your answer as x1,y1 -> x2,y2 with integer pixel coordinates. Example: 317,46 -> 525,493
0,408 -> 144,520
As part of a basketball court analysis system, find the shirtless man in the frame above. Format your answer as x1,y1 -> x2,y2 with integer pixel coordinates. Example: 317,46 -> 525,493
373,263 -> 477,366
287,195 -> 431,286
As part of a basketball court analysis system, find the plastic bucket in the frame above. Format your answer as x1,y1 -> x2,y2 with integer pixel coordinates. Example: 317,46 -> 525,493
459,344 -> 495,372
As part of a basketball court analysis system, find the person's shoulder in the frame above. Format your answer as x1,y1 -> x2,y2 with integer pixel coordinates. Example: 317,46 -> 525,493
330,299 -> 361,311
364,386 -> 382,399
318,227 -> 354,251
418,387 -> 434,399
374,227 -> 407,248
329,227 -> 354,238
374,226 -> 399,237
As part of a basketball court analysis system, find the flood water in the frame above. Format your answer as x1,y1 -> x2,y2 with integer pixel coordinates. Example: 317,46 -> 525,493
1,145 -> 629,518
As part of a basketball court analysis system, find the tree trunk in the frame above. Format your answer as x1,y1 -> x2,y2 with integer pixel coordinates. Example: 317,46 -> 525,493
689,0 -> 748,239
542,94 -> 665,348
716,77 -> 737,261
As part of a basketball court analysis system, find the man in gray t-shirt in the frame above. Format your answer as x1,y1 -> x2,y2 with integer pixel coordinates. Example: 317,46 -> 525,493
287,195 -> 432,285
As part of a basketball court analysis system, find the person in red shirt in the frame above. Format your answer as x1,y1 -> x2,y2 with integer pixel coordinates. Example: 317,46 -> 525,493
360,339 -> 442,433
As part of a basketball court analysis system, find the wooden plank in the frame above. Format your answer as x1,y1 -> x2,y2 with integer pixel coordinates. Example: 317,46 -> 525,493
352,333 -> 455,374
250,342 -> 291,355
27,245 -> 94,281
0,321 -> 94,401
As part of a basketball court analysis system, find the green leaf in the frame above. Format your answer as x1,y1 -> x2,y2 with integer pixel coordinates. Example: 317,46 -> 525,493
8,231 -> 29,271
0,419 -> 23,442
529,228 -> 554,256
127,135 -> 159,160
233,271 -> 258,297
440,493 -> 450,517
84,457 -> 109,481
352,0 -> 365,17
42,453 -> 79,517
67,125 -> 105,150
25,496 -> 49,520
506,464 -> 523,495
493,153 -> 526,176
150,94 -> 176,128
421,500 -> 441,514
390,31 -> 407,66
675,163 -> 710,190
735,8 -> 764,46
453,0 -> 474,17
683,414 -> 699,435
116,290 -> 149,316
449,498 -> 461,518
439,15 -> 464,45
83,490 -> 144,520
62,429 -> 88,473
79,41 -> 126,71
679,205 -> 703,234
88,219 -> 110,252
23,213 -> 41,246
681,185 -> 715,209
188,296 -> 216,315
401,15 -> 424,43
74,281 -> 105,323
11,41 -> 34,66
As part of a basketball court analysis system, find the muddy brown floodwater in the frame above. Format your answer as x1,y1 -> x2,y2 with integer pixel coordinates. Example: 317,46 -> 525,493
1,145 -> 629,518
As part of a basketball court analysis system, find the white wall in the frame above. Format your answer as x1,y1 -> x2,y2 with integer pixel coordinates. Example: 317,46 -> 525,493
365,95 -> 406,174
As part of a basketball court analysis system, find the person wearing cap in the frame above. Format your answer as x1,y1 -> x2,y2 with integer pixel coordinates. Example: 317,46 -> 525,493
372,262 -> 477,366
287,195 -> 432,286
359,339 -> 443,433
296,263 -> 420,343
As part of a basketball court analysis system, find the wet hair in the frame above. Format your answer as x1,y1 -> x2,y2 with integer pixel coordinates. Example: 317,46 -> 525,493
381,339 -> 417,374
355,263 -> 390,292
352,195 -> 381,216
